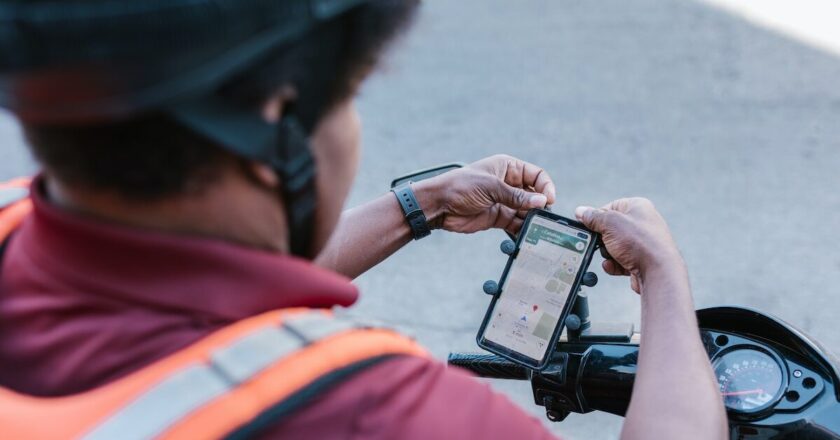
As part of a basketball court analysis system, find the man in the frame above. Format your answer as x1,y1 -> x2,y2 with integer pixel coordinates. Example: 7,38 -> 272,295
0,0 -> 726,438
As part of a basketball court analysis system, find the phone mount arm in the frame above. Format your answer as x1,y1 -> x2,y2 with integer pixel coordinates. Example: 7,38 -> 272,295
566,274 -> 635,343
565,274 -> 594,339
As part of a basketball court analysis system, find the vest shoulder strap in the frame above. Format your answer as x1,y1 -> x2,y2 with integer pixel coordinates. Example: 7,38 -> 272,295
0,177 -> 32,242
0,309 -> 428,440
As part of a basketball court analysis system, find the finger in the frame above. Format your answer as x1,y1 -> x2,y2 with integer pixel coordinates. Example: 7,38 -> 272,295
516,209 -> 529,219
521,163 -> 556,206
504,216 -> 525,237
495,180 -> 548,211
574,206 -> 610,232
607,259 -> 631,276
630,274 -> 641,294
602,260 -> 622,276
601,198 -> 633,214
602,259 -> 630,276
493,205 -> 522,232
503,159 -> 557,206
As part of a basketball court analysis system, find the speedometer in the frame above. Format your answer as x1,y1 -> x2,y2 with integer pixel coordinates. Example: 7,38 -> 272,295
712,347 -> 785,413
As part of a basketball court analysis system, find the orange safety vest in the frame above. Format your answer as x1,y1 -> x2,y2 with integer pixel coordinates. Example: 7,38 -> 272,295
0,179 -> 428,439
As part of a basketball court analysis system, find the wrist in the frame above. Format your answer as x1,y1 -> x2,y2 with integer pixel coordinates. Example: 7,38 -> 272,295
411,178 -> 447,229
637,248 -> 688,290
637,239 -> 683,272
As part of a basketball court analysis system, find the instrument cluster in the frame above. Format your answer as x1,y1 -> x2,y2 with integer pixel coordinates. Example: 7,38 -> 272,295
703,330 -> 826,419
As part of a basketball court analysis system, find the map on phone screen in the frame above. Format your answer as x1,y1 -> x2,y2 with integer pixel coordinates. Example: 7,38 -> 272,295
483,216 -> 591,360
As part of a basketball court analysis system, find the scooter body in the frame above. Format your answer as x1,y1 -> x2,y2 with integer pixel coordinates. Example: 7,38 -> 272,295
450,305 -> 840,439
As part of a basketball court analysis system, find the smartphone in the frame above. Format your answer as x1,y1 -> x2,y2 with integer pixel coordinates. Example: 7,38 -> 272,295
389,163 -> 465,189
477,209 -> 600,370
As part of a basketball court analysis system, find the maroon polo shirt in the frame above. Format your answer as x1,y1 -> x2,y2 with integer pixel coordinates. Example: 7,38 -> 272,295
0,179 -> 557,439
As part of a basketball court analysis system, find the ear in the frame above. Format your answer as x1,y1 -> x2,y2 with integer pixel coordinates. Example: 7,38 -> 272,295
249,161 -> 280,189
261,85 -> 298,123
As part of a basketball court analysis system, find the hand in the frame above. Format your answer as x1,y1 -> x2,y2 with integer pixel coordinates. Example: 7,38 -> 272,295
574,198 -> 682,293
415,155 -> 556,236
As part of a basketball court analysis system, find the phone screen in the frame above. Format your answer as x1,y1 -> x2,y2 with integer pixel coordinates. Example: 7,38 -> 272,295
479,213 -> 595,366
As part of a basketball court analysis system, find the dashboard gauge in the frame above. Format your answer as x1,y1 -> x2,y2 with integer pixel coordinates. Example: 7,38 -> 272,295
712,347 -> 785,413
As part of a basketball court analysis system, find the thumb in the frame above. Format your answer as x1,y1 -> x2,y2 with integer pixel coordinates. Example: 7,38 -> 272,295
496,183 -> 548,210
575,206 -> 608,232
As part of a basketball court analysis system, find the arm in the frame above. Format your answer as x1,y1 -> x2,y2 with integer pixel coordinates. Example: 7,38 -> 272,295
313,190 -> 415,279
316,155 -> 556,278
575,199 -> 727,440
627,258 -> 725,439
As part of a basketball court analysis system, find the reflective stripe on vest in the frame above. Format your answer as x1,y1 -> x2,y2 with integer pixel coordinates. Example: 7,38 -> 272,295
0,309 -> 427,440
0,178 -> 429,439
82,312 -> 361,440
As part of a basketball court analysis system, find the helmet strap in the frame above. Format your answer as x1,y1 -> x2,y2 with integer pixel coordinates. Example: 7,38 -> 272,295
273,112 -> 317,257
168,97 -> 318,257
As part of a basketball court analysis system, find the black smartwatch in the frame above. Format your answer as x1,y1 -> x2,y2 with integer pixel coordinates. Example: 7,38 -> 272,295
391,182 -> 432,240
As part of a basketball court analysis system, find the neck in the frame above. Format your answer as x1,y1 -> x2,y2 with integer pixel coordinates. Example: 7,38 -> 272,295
42,171 -> 290,253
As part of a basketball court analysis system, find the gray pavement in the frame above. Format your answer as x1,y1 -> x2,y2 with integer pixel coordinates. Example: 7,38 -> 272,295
2,0 -> 840,438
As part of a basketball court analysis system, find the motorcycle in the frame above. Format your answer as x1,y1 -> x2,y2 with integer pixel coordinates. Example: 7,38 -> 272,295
449,261 -> 840,439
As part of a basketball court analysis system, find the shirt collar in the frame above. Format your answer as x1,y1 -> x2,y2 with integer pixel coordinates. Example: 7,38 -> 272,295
16,177 -> 359,321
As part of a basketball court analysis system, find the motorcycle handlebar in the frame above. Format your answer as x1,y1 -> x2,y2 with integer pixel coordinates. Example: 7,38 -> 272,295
446,353 -> 530,380
449,342 -> 639,417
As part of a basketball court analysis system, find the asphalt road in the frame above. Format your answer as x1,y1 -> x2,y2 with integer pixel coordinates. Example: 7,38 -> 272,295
2,0 -> 840,438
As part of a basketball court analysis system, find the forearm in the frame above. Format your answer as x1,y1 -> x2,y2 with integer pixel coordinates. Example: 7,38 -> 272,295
621,260 -> 727,440
315,180 -> 443,278
315,193 -> 412,278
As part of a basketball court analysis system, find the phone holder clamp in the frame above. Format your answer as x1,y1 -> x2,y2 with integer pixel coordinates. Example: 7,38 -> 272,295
485,239 -> 634,343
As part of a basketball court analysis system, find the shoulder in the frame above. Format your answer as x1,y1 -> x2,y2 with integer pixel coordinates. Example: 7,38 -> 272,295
262,355 -> 558,440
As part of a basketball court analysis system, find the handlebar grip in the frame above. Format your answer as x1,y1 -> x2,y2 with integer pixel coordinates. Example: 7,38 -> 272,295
447,352 -> 530,380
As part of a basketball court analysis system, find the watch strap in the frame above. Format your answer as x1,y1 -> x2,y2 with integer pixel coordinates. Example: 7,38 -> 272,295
391,183 -> 431,240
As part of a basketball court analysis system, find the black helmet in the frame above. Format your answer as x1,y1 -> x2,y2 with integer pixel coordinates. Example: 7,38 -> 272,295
0,0 -> 370,256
